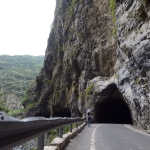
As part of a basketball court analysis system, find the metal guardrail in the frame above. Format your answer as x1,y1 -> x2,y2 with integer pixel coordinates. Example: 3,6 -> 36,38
0,112 -> 85,150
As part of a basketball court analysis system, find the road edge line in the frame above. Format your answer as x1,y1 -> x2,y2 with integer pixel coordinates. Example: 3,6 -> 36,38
90,125 -> 101,150
124,125 -> 150,137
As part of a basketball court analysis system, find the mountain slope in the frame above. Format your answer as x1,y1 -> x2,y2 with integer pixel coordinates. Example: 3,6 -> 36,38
0,55 -> 44,112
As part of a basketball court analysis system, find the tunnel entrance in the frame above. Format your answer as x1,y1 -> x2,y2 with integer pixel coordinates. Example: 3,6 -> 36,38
94,84 -> 133,124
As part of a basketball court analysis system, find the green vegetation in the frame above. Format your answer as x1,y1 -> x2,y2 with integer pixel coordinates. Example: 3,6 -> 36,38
0,55 -> 44,114
54,90 -> 60,99
85,84 -> 94,95
44,78 -> 51,86
135,78 -> 140,84
109,0 -> 116,23
46,123 -> 77,145
72,123 -> 77,129
47,129 -> 59,145
63,123 -> 77,133
85,84 -> 94,98
63,125 -> 70,133
66,0 -> 77,16
116,74 -> 119,79
8,109 -> 24,117
109,0 -> 117,35
22,80 -> 37,107
0,92 -> 9,113
113,27 -> 117,36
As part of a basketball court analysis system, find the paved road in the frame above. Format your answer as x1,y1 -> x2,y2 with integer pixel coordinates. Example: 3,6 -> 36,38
65,124 -> 150,150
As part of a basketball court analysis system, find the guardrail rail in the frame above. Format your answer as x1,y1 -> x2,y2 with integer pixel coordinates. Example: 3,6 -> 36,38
0,112 -> 85,150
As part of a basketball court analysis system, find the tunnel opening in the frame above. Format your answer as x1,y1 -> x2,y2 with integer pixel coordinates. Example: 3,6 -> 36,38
94,84 -> 133,124
53,105 -> 71,117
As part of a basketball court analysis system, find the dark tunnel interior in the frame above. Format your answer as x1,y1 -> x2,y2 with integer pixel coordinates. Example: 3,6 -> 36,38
53,105 -> 71,117
94,85 -> 133,124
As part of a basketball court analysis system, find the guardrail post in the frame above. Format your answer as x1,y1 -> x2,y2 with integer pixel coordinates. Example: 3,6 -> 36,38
70,124 -> 72,132
79,121 -> 81,126
59,126 -> 63,138
38,134 -> 44,150
76,122 -> 78,128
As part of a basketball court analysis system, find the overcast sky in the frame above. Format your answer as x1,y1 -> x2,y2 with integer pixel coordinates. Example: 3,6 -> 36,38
0,0 -> 56,56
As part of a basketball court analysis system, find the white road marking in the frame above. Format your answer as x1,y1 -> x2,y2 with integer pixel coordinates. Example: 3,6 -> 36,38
124,125 -> 150,137
90,125 -> 101,150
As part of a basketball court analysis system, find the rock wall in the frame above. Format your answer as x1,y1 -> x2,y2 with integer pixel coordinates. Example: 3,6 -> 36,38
115,0 -> 150,129
25,0 -> 150,129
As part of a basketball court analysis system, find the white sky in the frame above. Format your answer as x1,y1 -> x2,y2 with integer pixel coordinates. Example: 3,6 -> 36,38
0,0 -> 56,56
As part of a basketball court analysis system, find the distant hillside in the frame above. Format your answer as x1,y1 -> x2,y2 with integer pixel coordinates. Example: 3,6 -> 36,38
0,55 -> 44,114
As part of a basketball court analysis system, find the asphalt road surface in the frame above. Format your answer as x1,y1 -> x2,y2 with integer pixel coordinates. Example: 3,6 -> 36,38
65,124 -> 150,150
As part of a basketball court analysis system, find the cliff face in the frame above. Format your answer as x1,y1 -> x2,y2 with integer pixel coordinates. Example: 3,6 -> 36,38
25,0 -> 150,129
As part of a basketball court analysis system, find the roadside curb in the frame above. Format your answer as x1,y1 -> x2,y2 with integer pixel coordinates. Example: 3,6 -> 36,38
44,123 -> 86,150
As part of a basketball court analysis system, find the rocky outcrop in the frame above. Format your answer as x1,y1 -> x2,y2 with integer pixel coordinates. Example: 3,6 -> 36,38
25,0 -> 150,129
6,93 -> 23,110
